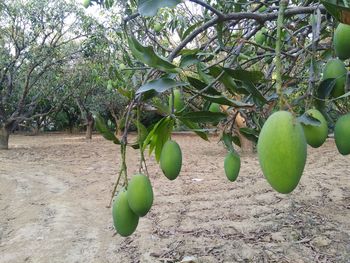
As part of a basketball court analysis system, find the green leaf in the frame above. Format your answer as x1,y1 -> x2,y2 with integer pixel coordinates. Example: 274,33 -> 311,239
180,54 -> 200,68
321,0 -> 350,24
186,77 -> 221,95
200,94 -> 253,108
316,78 -> 336,99
142,117 -> 174,162
197,63 -> 214,84
239,127 -> 258,143
136,78 -> 188,94
138,0 -> 181,17
223,68 -> 265,83
128,36 -> 178,73
181,22 -> 203,40
209,66 -> 237,93
314,78 -> 336,110
242,82 -> 268,104
298,113 -> 321,127
143,117 -> 166,151
104,0 -> 114,9
95,114 -> 120,144
152,97 -> 171,115
117,87 -> 134,99
178,118 -> 209,141
179,111 -> 227,123
154,118 -> 174,161
231,135 -> 241,148
221,132 -> 236,153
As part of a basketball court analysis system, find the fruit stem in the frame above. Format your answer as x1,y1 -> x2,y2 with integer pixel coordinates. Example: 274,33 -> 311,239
107,165 -> 124,208
121,142 -> 128,188
171,88 -> 175,115
107,139 -> 129,208
137,104 -> 150,176
275,0 -> 288,109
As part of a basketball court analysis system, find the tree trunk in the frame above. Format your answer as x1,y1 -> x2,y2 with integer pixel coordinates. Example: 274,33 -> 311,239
0,127 -> 10,150
32,126 -> 40,135
85,122 -> 93,139
85,113 -> 94,140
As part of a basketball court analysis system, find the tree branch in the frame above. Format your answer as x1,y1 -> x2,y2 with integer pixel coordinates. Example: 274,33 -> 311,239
168,5 -> 326,61
188,0 -> 224,18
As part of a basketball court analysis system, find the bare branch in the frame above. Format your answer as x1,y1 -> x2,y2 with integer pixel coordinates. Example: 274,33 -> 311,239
188,0 -> 225,18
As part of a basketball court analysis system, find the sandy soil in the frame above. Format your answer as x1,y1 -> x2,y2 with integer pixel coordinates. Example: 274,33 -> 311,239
0,133 -> 349,263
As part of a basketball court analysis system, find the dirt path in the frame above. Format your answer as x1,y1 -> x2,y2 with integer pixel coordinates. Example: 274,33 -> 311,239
0,134 -> 349,262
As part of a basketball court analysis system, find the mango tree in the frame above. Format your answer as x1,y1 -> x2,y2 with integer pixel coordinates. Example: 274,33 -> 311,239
0,0 -> 96,149
85,0 -> 350,236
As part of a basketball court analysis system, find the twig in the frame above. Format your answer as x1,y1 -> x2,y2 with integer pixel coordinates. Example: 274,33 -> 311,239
189,0 -> 225,18
275,0 -> 288,109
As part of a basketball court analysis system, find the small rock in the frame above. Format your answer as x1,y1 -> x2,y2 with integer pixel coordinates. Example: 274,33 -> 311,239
290,230 -> 300,241
240,244 -> 256,260
271,232 -> 285,242
311,236 -> 331,247
181,256 -> 198,263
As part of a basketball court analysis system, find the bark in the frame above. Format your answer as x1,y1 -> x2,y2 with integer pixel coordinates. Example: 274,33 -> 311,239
0,126 -> 10,150
85,113 -> 94,140
109,107 -> 123,137
31,118 -> 42,135
32,126 -> 40,136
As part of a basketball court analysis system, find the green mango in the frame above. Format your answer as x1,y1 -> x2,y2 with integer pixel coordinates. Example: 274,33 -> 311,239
209,103 -> 221,113
127,174 -> 153,217
82,0 -> 90,8
160,140 -> 182,180
154,23 -> 163,33
209,103 -> 221,126
169,89 -> 185,113
322,59 -> 347,98
334,23 -> 350,60
257,111 -> 307,194
334,113 -> 350,155
301,109 -> 328,148
119,63 -> 126,70
255,29 -> 266,45
258,5 -> 267,13
224,152 -> 241,182
112,189 -> 139,237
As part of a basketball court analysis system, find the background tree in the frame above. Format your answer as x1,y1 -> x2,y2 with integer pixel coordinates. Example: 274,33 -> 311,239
0,0 -> 95,149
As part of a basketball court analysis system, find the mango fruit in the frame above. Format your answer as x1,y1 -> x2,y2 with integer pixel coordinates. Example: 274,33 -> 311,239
255,29 -> 266,45
257,111 -> 307,194
127,174 -> 153,217
224,152 -> 241,182
334,23 -> 350,60
209,103 -> 221,125
334,113 -> 350,155
301,109 -> 328,148
322,59 -> 347,98
82,0 -> 90,8
160,140 -> 182,180
112,189 -> 139,237
209,103 -> 221,113
169,89 -> 185,113
154,23 -> 163,33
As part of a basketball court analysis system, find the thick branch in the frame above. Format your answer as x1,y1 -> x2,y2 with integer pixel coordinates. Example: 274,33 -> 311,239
168,5 -> 325,61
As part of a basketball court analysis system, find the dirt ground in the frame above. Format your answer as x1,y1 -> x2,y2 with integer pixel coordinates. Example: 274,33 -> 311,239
0,133 -> 349,263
